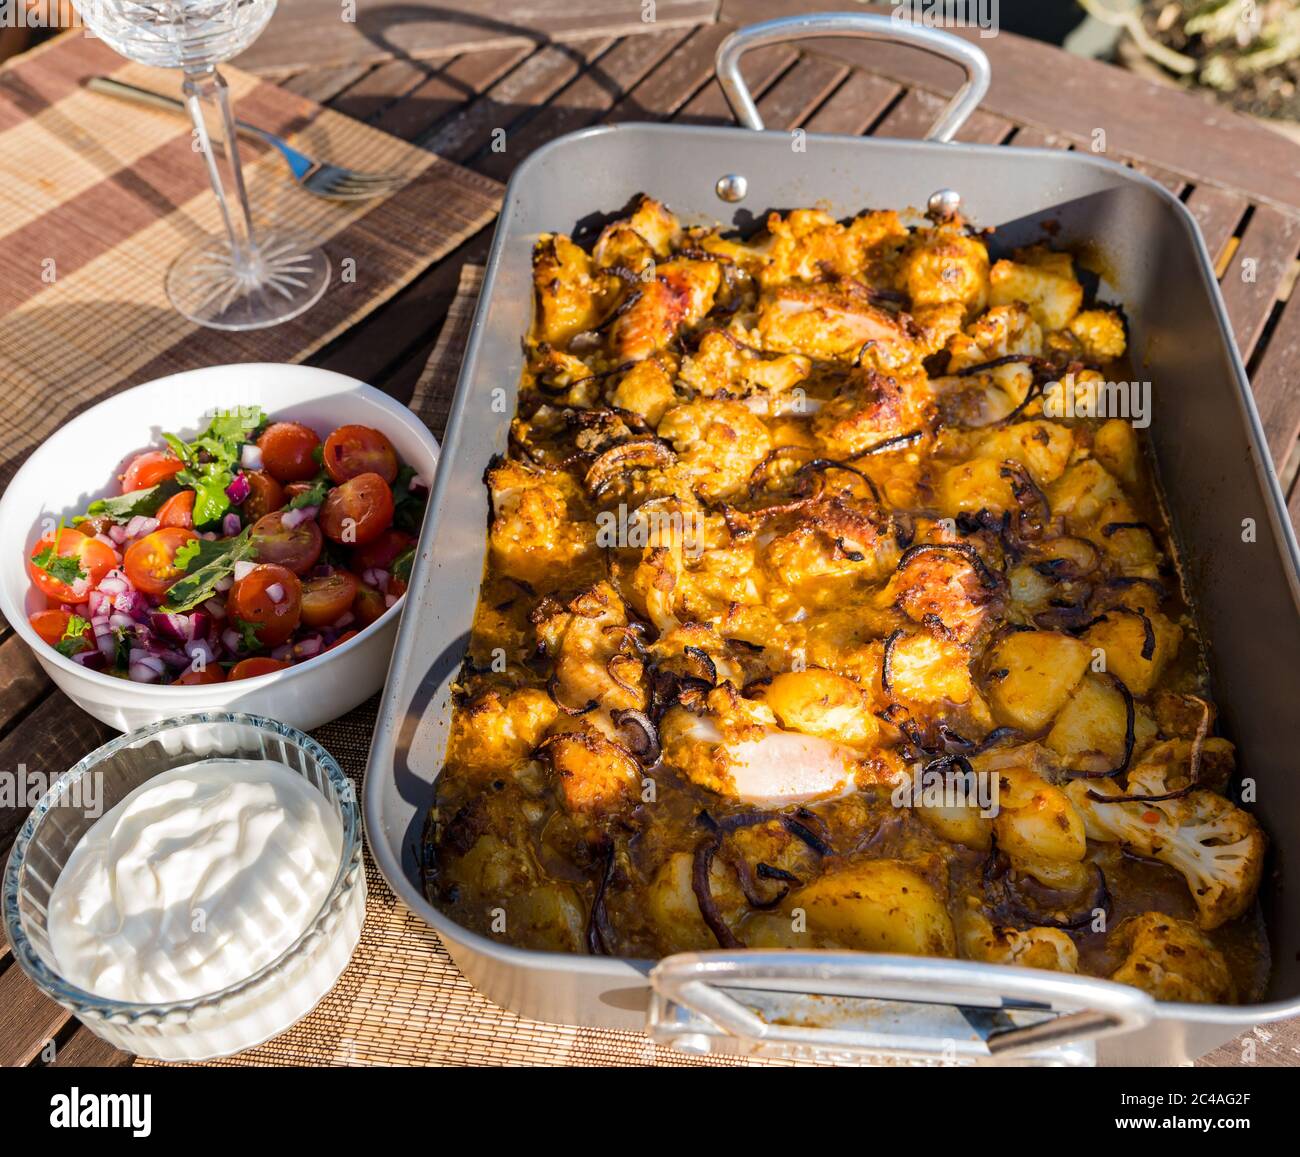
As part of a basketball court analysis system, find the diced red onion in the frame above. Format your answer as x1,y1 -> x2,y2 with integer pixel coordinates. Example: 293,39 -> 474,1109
98,574 -> 127,596
94,533 -> 115,549
270,643 -> 293,662
108,612 -> 135,631
311,563 -> 334,579
332,611 -> 355,630
222,512 -> 242,536
73,650 -> 107,670
384,593 -> 398,609
233,561 -> 256,582
266,582 -> 286,604
281,506 -> 317,530
215,575 -> 234,593
225,473 -> 251,504
149,611 -> 191,642
129,659 -> 163,683
188,610 -> 211,640
361,568 -> 389,592
293,635 -> 323,658
108,523 -> 128,545
97,633 -> 117,659
221,628 -> 243,654
185,639 -> 216,668
87,590 -> 109,618
410,473 -> 431,494
203,598 -> 227,620
114,590 -> 144,616
124,515 -> 159,540
241,444 -> 263,470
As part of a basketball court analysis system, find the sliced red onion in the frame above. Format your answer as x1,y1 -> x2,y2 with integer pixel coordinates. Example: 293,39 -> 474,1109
266,582 -> 286,604
240,444 -> 263,471
233,561 -> 256,582
107,523 -> 128,545
222,512 -> 242,536
226,473 -> 251,504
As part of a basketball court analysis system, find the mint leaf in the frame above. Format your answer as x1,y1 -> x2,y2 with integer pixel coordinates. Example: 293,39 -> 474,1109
83,478 -> 181,524
31,542 -> 85,587
55,614 -> 91,657
173,537 -> 202,572
161,527 -> 256,612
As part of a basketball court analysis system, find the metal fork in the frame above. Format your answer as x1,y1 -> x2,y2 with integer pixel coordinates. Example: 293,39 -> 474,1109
86,76 -> 409,201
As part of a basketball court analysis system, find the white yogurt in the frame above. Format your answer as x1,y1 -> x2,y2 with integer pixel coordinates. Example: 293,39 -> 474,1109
48,758 -> 343,1005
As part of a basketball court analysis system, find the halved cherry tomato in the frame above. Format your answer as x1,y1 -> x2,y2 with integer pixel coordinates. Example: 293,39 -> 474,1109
283,481 -> 316,501
157,489 -> 196,530
121,449 -> 184,493
300,570 -> 360,628
350,528 -> 412,573
123,527 -> 199,598
251,511 -> 323,575
242,471 -> 285,523
30,608 -> 74,646
257,422 -> 321,484
229,657 -> 291,681
389,576 -> 408,598
320,472 -> 394,546
227,563 -> 302,647
323,425 -> 398,485
353,582 -> 387,627
326,630 -> 359,651
28,528 -> 116,603
176,664 -> 226,685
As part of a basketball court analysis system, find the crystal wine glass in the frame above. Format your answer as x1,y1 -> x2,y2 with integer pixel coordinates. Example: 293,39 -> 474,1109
74,0 -> 330,330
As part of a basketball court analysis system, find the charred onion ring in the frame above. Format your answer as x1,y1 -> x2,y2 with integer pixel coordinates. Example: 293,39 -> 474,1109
896,542 -> 1002,591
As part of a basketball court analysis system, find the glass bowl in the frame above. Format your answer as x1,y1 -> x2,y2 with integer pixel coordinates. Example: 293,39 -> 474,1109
2,712 -> 365,1061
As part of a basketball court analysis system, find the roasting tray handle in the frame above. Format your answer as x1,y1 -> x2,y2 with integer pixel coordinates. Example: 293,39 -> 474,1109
647,952 -> 1155,1065
717,11 -> 991,141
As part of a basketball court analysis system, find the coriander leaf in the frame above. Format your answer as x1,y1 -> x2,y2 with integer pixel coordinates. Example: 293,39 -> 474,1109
55,614 -> 92,657
83,477 -> 181,524
161,527 -> 257,612
234,617 -> 262,650
206,405 -> 265,446
173,537 -> 203,572
391,465 -> 427,533
161,432 -> 196,468
392,547 -> 415,583
192,475 -> 232,527
288,476 -> 329,510
31,543 -> 85,587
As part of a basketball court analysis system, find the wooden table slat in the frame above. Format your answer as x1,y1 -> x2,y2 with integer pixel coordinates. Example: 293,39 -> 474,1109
673,42 -> 797,125
0,634 -> 49,735
421,38 -> 615,162
472,28 -> 693,181
1185,184 -> 1251,270
800,68 -> 901,138
369,45 -> 535,142
752,52 -> 847,130
328,56 -> 443,123
279,63 -> 372,104
872,85 -> 1012,145
1009,125 -> 1073,150
1246,288 -> 1300,464
50,1025 -> 134,1068
1218,205 -> 1300,364
0,963 -> 69,1068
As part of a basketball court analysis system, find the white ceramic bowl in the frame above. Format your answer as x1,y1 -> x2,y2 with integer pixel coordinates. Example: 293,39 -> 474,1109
0,364 -> 439,732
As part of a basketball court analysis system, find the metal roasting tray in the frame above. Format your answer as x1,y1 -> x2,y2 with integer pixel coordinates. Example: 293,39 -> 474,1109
365,13 -> 1300,1066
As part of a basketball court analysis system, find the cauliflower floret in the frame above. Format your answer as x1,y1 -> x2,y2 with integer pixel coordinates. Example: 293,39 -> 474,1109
607,357 -> 679,426
1068,767 -> 1265,930
532,234 -> 612,347
448,687 -> 558,772
959,910 -> 1079,973
897,224 -> 990,317
592,195 -> 681,267
946,303 -> 1044,371
487,458 -> 597,587
1067,308 -> 1127,362
1108,913 -> 1234,1003
678,329 -> 811,400
656,398 -> 772,500
989,247 -> 1083,332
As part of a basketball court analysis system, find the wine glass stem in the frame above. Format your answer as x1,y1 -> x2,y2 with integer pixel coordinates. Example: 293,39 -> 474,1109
182,65 -> 258,270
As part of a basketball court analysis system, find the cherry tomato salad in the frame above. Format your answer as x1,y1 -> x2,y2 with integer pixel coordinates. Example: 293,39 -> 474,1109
25,406 -> 428,684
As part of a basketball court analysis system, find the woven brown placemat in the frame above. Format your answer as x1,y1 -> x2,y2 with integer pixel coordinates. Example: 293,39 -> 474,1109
0,32 -> 502,489
135,264 -> 814,1068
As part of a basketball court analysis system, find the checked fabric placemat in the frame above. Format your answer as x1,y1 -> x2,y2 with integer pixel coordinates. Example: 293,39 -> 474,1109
139,265 -> 815,1069
0,31 -> 501,489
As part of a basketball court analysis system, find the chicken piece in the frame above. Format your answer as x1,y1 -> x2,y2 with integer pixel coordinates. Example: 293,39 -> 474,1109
898,224 -> 991,317
533,234 -> 612,347
659,684 -> 900,806
756,283 -> 918,362
989,247 -> 1083,331
609,259 -> 722,361
758,207 -> 907,288
985,630 -> 1091,732
656,398 -> 772,500
747,860 -> 956,955
448,687 -> 558,773
540,727 -> 642,817
1068,766 -> 1265,930
487,458 -> 597,588
811,367 -> 930,458
1108,913 -> 1234,1003
884,544 -> 999,644
592,195 -> 682,269
959,910 -> 1079,973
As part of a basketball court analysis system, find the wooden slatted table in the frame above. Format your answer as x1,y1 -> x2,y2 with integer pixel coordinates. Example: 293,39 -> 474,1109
4,0 -> 1299,1069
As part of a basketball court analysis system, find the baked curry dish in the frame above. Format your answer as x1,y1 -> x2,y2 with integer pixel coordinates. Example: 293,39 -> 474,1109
425,196 -> 1268,1004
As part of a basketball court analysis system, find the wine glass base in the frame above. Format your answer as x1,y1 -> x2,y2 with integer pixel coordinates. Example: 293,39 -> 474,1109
166,230 -> 330,331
